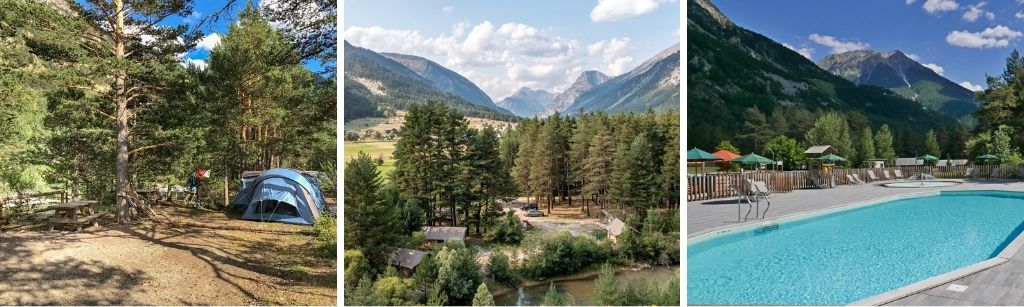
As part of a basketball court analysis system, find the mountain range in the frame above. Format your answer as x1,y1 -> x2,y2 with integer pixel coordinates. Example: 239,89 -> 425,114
497,87 -> 554,117
687,0 -> 959,152
344,39 -> 679,120
817,50 -> 979,122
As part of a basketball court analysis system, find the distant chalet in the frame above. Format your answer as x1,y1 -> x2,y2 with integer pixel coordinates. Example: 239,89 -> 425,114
422,226 -> 467,243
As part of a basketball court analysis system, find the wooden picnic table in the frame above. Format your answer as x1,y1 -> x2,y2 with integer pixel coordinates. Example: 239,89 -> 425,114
48,200 -> 102,231
136,188 -> 161,202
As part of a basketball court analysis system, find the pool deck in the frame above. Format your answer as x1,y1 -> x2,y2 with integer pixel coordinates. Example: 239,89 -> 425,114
687,180 -> 1024,306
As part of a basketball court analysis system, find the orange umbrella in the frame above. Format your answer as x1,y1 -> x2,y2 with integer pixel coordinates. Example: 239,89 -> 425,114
712,150 -> 741,172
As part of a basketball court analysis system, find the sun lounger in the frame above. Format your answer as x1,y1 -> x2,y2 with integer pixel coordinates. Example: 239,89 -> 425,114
845,174 -> 857,184
852,174 -> 866,184
964,167 -> 975,180
894,170 -> 905,180
882,170 -> 894,180
992,167 -> 1002,179
867,171 -> 880,181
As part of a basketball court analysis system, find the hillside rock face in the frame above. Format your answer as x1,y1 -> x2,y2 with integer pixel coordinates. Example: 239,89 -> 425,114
540,71 -> 609,117
497,87 -> 554,117
562,44 -> 680,114
818,50 -> 978,120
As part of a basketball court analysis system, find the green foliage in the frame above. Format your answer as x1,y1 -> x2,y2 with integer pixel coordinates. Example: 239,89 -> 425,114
484,211 -> 524,244
426,284 -> 449,306
592,263 -> 618,306
372,276 -> 415,306
966,125 -> 1024,165
519,231 -> 610,280
609,135 -> 660,216
739,106 -> 773,151
875,124 -> 897,163
434,240 -> 482,304
925,129 -> 941,159
715,140 -> 740,154
471,283 -> 495,306
344,152 -> 401,264
857,127 -> 876,166
486,252 -> 518,286
762,136 -> 803,170
543,282 -> 564,306
345,277 -> 377,306
620,210 -> 680,266
805,112 -> 854,165
312,216 -> 337,258
344,250 -> 374,290
414,253 -> 438,289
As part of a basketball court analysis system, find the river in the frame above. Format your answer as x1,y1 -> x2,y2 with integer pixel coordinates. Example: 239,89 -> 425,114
493,266 -> 679,306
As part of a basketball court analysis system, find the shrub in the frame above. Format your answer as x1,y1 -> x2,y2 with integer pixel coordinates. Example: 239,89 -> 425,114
435,240 -> 482,304
486,252 -> 518,286
484,211 -> 524,244
313,216 -> 337,258
343,250 -> 373,289
519,231 -> 609,280
471,283 -> 495,306
372,276 -> 415,306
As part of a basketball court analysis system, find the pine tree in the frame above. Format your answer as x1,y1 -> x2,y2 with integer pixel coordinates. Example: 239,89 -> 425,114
805,112 -> 855,164
857,127 -> 875,167
512,120 -> 536,202
543,282 -> 563,306
583,119 -> 613,210
530,118 -> 557,213
471,283 -> 495,306
661,119 -> 680,209
925,129 -> 941,158
344,152 -> 400,264
569,113 -> 592,212
592,263 -> 618,306
739,106 -> 772,151
875,124 -> 897,164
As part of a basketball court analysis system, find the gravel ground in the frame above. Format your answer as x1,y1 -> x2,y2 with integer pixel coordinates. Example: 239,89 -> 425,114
0,206 -> 336,306
502,199 -> 605,236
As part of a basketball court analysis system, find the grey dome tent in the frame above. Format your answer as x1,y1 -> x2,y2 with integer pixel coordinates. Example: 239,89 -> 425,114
229,168 -> 326,225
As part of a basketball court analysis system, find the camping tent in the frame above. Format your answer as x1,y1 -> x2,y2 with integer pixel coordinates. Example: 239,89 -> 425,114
229,168 -> 326,225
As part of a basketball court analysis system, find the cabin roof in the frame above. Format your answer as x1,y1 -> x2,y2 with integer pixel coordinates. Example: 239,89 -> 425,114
390,248 -> 427,269
422,226 -> 467,242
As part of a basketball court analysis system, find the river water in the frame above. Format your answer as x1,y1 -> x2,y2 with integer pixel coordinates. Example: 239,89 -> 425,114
493,266 -> 679,306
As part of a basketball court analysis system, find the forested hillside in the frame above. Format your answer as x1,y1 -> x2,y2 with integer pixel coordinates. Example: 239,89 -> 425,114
687,0 -> 960,156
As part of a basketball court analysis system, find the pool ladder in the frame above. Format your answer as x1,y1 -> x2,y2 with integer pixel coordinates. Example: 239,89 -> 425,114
732,185 -> 770,222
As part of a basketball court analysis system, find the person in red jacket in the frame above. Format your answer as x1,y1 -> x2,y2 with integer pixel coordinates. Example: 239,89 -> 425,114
185,169 -> 210,209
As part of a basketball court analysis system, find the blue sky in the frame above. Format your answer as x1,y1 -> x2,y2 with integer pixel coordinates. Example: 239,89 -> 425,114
90,0 -> 325,72
713,0 -> 1024,91
345,0 -> 680,100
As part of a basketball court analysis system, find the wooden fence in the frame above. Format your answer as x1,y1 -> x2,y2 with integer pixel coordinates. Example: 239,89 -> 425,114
687,165 -> 1024,201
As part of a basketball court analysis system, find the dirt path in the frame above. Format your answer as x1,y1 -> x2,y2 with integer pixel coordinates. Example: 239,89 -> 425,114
502,199 -> 605,236
0,207 -> 336,305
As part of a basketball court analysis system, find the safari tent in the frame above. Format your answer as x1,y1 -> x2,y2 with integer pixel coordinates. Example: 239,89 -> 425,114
228,168 -> 326,225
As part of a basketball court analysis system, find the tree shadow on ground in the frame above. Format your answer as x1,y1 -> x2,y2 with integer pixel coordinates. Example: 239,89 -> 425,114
0,231 -> 150,305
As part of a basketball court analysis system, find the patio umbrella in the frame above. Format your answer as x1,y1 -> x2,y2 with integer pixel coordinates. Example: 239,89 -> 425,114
977,154 -> 999,165
731,153 -> 776,170
712,150 -> 741,172
816,154 -> 847,163
917,154 -> 939,161
687,148 -> 722,173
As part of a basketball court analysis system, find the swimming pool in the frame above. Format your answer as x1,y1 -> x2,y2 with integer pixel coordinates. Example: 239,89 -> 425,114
884,180 -> 962,188
688,190 -> 1024,305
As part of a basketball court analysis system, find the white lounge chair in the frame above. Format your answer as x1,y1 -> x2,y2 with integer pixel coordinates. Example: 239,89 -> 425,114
867,171 -> 880,182
992,167 -> 1002,179
894,169 -> 905,180
882,170 -> 894,181
852,174 -> 867,184
845,174 -> 858,184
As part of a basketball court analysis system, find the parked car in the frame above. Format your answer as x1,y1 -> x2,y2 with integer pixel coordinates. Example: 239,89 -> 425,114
520,203 -> 539,211
526,209 -> 544,217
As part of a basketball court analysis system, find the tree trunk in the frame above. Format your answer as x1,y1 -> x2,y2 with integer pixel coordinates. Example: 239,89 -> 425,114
113,0 -> 132,223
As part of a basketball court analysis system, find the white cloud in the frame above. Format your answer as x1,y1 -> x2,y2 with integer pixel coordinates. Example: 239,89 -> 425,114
782,42 -> 814,59
590,0 -> 670,22
963,1 -> 994,22
922,63 -> 945,75
959,81 -> 984,91
345,21 -> 622,99
808,34 -> 869,54
923,0 -> 959,14
196,33 -> 221,50
182,58 -> 207,70
946,25 -> 1023,48
907,0 -> 918,4
183,11 -> 202,24
1015,11 -> 1024,19
907,53 -> 921,61
442,5 -> 454,14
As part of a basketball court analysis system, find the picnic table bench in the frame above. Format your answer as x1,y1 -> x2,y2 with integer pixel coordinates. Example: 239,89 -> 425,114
48,200 -> 102,231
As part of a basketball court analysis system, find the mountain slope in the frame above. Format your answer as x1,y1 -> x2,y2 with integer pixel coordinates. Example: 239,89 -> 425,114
540,71 -> 608,117
496,87 -> 554,117
381,52 -> 509,114
818,50 -> 978,120
343,41 -> 516,121
566,44 -> 680,113
687,0 -> 957,151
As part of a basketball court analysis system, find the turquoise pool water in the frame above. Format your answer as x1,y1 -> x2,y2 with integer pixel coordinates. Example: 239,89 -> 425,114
688,191 -> 1024,305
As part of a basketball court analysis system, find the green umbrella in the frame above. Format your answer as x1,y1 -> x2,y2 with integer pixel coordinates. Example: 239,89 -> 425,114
731,153 -> 776,165
816,154 -> 847,162
977,154 -> 999,161
687,148 -> 722,161
917,154 -> 939,161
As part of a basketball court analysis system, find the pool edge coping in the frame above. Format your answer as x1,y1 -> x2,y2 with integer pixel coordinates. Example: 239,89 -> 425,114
687,189 -> 1024,306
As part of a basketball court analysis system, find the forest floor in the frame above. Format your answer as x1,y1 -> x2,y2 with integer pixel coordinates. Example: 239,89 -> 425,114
0,205 -> 336,306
